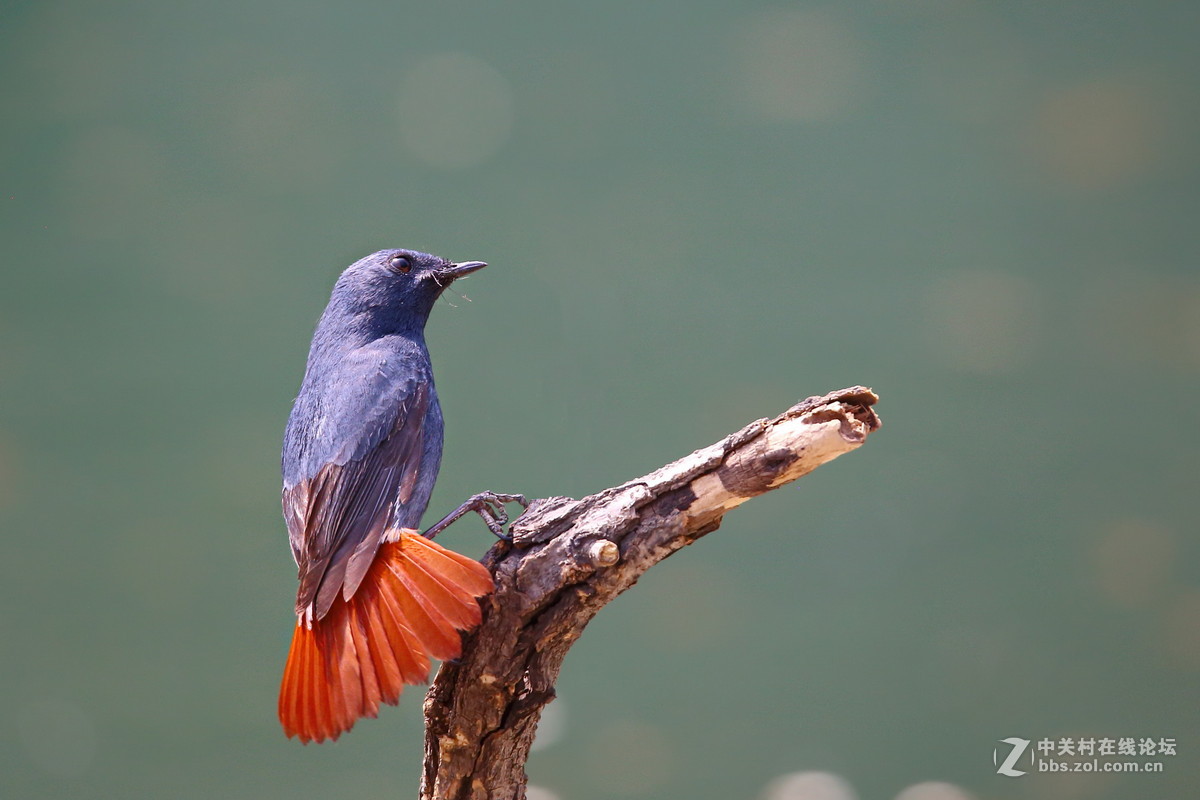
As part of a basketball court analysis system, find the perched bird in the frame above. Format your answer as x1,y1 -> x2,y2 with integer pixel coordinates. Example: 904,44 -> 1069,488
277,248 -> 507,743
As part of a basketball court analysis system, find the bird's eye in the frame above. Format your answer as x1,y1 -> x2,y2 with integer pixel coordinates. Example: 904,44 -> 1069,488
388,255 -> 413,274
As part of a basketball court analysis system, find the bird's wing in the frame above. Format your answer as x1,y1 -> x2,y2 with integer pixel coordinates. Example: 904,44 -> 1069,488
282,354 -> 431,620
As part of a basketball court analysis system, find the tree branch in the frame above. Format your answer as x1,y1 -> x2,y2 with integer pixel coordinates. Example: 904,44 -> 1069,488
420,386 -> 882,800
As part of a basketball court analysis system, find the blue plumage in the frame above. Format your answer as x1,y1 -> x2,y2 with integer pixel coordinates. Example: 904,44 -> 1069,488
281,249 -> 485,619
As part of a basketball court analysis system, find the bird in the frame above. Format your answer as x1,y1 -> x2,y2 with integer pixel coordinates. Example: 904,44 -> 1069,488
277,248 -> 511,744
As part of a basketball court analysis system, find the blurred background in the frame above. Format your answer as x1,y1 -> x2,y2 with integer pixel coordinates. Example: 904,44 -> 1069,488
2,1 -> 1198,798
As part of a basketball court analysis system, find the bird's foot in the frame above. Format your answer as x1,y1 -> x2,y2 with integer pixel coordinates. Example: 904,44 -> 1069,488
422,491 -> 530,541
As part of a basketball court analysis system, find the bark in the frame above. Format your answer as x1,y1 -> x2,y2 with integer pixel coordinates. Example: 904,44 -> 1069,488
420,386 -> 882,800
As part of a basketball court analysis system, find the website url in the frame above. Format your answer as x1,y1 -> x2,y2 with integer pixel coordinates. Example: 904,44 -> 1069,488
1037,758 -> 1164,773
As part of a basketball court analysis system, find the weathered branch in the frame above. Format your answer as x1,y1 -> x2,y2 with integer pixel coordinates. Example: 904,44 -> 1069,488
420,386 -> 881,800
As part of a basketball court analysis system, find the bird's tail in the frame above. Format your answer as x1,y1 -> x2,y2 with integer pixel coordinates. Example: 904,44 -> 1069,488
278,529 -> 494,743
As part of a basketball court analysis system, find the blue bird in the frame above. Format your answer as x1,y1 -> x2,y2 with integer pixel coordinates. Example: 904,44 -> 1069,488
277,248 -> 521,743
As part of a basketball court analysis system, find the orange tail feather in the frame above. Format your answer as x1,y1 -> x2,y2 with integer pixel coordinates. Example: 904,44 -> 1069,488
278,530 -> 493,743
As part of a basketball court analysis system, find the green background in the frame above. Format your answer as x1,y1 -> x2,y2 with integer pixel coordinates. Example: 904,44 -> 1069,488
3,2 -> 1197,799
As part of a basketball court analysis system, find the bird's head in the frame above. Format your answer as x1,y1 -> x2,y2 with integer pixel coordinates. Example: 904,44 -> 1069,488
328,248 -> 486,336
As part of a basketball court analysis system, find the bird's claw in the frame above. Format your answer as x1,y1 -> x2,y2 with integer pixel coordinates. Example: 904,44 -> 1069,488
422,491 -> 529,541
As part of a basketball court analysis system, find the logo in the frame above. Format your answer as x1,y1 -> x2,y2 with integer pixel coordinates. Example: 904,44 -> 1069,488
994,738 -> 1031,777
992,735 -> 1176,777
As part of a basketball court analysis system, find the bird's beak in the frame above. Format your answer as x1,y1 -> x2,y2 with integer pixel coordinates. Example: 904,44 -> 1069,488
437,261 -> 487,281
